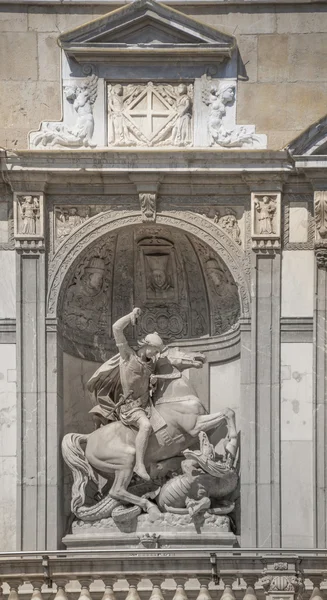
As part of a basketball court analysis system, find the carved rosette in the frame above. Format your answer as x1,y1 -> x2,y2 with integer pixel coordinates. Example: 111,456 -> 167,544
314,191 -> 327,269
251,192 -> 281,251
14,192 -> 44,253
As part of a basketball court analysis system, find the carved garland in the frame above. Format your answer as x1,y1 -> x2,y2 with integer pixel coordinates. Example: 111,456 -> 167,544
47,210 -> 251,318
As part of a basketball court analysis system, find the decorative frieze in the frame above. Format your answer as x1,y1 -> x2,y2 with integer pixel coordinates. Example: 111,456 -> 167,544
251,192 -> 281,251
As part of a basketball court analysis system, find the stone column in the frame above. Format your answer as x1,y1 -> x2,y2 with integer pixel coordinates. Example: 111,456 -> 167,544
313,190 -> 327,547
239,316 -> 256,545
243,191 -> 282,547
14,191 -> 48,550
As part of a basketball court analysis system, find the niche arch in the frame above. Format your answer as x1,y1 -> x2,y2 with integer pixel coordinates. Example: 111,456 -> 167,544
48,210 -> 251,328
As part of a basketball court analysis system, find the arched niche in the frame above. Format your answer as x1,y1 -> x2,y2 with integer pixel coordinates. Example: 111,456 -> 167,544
56,223 -> 242,361
48,210 -> 250,325
47,210 -> 250,531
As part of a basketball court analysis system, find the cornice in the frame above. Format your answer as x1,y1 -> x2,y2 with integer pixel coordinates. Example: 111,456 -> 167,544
3,149 -> 293,176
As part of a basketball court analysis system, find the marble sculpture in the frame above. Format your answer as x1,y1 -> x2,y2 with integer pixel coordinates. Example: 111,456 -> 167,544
62,308 -> 239,531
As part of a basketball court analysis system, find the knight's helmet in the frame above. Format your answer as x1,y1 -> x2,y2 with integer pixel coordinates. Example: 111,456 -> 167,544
138,332 -> 166,352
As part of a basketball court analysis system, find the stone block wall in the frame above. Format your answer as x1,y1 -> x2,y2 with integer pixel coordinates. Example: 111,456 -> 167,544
1,2 -> 327,149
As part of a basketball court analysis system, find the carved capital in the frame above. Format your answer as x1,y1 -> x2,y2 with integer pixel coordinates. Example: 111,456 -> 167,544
139,192 -> 157,222
315,242 -> 327,269
14,192 -> 44,252
251,192 -> 281,250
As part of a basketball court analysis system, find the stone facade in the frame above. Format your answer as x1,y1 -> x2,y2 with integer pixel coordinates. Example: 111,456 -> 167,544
0,0 -> 327,554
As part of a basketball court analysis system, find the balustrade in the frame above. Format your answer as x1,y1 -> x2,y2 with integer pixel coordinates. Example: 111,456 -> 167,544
0,551 -> 326,600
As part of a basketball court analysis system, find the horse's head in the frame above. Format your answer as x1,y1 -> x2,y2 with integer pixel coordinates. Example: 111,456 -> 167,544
166,347 -> 206,371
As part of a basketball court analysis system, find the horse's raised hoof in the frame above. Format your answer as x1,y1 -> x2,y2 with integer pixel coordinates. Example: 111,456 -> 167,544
147,504 -> 163,522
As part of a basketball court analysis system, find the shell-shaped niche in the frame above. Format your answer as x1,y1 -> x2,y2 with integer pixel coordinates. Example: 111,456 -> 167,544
58,224 -> 240,361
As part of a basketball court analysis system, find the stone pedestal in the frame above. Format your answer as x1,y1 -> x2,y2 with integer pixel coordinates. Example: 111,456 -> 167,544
63,511 -> 237,549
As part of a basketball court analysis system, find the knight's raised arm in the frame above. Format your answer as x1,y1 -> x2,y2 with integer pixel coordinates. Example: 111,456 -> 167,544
112,308 -> 141,360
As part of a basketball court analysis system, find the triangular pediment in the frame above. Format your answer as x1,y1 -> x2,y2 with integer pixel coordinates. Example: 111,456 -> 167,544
287,113 -> 327,155
59,0 -> 235,61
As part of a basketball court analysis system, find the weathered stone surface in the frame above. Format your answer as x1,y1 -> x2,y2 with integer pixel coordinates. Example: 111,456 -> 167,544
181,6 -> 276,35
237,82 -> 327,133
0,32 -> 37,80
37,33 -> 60,82
27,6 -> 57,32
0,6 -> 27,32
288,33 -> 327,82
266,129 -> 300,150
281,439 -> 313,548
0,81 -> 60,131
276,6 -> 327,34
281,250 -> 314,317
258,34 -> 289,82
237,34 -> 258,82
0,252 -> 15,319
289,203 -> 308,243
281,342 -> 313,443
0,127 -> 31,151
56,6 -> 96,33
0,456 -> 17,551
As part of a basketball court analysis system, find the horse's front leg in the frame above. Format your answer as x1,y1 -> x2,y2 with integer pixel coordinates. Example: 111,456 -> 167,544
189,408 -> 237,456
188,410 -> 229,437
109,468 -> 162,522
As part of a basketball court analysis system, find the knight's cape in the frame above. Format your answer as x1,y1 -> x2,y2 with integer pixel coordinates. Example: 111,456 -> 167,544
87,353 -> 122,420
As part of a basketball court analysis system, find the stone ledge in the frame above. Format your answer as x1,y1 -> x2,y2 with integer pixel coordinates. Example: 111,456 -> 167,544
0,0 -> 325,4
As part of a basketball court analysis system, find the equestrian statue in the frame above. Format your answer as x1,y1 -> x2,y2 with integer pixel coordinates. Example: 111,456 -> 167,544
62,308 -> 239,524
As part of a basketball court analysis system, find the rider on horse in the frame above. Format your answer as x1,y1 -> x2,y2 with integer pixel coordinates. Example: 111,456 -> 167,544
88,308 -> 166,481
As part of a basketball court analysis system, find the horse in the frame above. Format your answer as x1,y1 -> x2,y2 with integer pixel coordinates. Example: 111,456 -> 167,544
62,348 -> 237,521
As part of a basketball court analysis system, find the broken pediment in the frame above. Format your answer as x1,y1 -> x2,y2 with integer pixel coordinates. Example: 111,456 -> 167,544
287,113 -> 327,155
58,0 -> 235,63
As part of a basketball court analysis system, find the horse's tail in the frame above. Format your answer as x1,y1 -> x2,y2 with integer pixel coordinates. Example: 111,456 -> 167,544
62,433 -> 97,515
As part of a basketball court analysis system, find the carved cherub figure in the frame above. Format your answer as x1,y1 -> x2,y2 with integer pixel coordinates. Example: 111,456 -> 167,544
33,75 -> 98,148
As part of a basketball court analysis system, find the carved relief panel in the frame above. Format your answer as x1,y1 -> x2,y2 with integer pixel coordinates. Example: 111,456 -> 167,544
195,205 -> 244,247
14,192 -> 44,238
60,236 -> 115,361
251,192 -> 281,249
107,82 -> 193,148
58,224 -> 240,360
